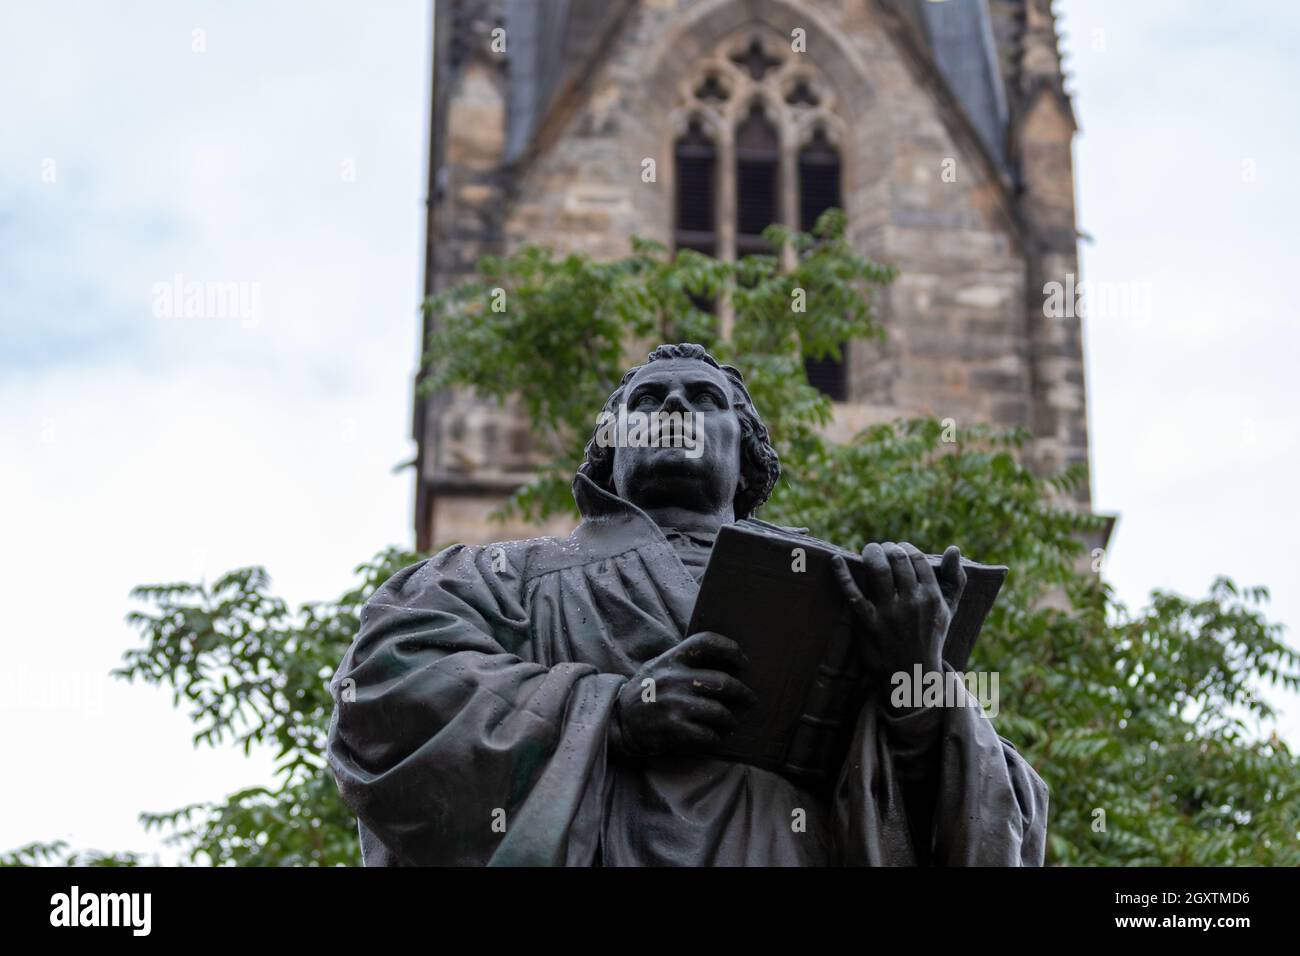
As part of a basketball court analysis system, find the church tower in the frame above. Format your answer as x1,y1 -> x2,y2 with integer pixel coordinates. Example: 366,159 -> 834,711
415,0 -> 1093,550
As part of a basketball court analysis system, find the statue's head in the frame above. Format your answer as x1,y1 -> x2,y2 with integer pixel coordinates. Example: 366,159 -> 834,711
579,343 -> 780,520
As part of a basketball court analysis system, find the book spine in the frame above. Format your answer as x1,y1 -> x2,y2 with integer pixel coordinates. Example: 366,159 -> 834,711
782,619 -> 862,780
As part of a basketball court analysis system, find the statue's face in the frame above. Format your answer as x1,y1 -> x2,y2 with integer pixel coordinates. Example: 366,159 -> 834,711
610,358 -> 743,517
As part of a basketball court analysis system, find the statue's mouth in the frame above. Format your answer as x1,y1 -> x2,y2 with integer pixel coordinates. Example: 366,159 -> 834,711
645,444 -> 705,461
644,453 -> 710,480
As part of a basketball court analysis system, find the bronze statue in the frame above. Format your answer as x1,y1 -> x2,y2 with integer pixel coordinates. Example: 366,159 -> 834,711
328,344 -> 1047,865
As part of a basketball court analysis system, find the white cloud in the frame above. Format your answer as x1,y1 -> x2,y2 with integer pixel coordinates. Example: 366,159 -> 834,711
1062,0 -> 1300,745
2,0 -> 1297,860
0,0 -> 430,858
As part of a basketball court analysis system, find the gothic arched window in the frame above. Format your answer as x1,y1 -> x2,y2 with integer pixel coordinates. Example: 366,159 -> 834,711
799,126 -> 841,232
674,118 -> 717,256
735,102 -> 780,256
672,34 -> 848,399
799,126 -> 847,400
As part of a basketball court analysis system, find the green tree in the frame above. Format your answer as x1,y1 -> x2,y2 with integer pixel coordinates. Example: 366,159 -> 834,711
7,212 -> 1298,865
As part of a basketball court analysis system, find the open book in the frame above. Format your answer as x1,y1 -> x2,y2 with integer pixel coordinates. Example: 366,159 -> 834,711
686,523 -> 1007,785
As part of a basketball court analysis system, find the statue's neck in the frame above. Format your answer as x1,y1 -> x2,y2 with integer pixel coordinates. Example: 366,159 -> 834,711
640,504 -> 735,537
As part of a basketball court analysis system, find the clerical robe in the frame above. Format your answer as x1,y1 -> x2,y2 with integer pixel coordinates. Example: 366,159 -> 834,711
327,474 -> 1048,866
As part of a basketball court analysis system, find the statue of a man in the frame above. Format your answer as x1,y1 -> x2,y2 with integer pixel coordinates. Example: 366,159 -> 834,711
328,343 -> 1047,865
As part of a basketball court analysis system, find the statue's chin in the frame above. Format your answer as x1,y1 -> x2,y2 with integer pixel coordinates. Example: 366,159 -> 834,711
647,450 -> 710,472
625,470 -> 729,514
627,456 -> 712,493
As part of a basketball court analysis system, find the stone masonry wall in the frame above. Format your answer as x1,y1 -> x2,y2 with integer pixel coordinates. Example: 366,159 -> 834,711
422,0 -> 1091,546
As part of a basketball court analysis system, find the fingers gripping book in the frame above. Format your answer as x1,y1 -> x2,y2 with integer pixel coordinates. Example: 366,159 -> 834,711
687,523 -> 1008,784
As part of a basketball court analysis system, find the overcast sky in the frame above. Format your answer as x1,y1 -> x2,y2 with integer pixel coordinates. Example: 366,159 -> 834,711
1,0 -> 1297,861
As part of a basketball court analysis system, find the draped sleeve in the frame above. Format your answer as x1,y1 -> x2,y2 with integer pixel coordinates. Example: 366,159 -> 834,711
326,543 -> 625,866
832,667 -> 1049,866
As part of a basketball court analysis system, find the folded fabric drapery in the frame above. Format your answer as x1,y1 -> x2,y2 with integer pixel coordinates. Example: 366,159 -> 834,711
328,474 -> 1047,866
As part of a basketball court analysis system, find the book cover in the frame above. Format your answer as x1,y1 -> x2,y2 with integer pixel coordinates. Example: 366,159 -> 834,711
686,523 -> 1008,783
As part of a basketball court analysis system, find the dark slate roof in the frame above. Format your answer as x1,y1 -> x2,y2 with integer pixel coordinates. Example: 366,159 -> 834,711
503,0 -> 636,163
503,0 -> 559,163
900,0 -> 1010,169
487,0 -> 1012,171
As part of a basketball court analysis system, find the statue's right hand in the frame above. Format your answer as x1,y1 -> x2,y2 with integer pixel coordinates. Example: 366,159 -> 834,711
613,631 -> 757,757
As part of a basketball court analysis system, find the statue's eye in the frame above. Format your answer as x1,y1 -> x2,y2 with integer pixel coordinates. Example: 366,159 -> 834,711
695,391 -> 720,408
633,392 -> 658,409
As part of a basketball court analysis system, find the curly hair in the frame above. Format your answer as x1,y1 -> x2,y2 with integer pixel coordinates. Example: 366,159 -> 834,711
577,343 -> 781,519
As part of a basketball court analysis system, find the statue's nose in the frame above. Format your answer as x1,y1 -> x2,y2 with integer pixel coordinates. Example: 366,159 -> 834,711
662,390 -> 689,413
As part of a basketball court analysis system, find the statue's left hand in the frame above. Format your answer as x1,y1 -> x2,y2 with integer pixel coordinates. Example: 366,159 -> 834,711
831,542 -> 966,698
